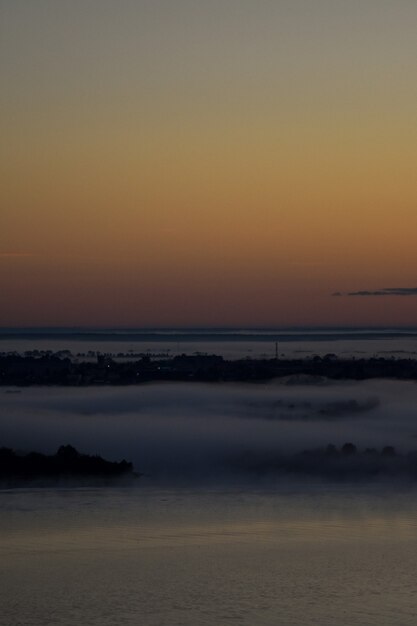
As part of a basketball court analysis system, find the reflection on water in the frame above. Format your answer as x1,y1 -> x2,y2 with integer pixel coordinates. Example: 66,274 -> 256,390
1,486 -> 417,625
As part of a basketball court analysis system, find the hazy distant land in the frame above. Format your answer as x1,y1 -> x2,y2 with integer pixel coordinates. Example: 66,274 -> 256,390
4,441 -> 417,485
2,350 -> 417,386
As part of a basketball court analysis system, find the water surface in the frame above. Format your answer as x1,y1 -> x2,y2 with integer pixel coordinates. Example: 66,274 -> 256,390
1,486 -> 417,625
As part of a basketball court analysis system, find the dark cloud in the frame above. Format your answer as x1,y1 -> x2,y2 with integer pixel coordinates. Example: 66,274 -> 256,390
333,287 -> 417,297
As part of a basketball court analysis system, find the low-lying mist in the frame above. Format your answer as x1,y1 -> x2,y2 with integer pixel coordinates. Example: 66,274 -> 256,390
1,379 -> 417,483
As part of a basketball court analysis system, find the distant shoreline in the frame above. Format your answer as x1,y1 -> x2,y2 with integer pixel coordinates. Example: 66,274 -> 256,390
2,352 -> 417,385
2,328 -> 417,343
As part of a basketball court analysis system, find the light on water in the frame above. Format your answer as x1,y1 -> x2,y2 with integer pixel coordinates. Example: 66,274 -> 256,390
1,487 -> 417,625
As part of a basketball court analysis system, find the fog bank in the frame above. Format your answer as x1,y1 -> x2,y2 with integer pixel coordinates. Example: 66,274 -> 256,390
1,380 -> 417,483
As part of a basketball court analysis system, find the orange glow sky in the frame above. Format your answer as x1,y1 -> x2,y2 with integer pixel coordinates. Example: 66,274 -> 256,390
1,1 -> 417,327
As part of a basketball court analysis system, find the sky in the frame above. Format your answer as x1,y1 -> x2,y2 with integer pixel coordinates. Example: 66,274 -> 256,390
1,0 -> 417,327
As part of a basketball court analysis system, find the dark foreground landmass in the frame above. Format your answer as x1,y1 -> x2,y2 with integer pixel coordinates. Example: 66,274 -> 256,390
0,444 -> 136,486
2,352 -> 417,385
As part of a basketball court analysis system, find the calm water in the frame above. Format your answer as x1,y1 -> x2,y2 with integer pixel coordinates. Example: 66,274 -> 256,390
1,486 -> 417,625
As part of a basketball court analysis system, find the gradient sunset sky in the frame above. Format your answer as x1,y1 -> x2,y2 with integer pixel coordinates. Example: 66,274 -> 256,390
1,1 -> 417,327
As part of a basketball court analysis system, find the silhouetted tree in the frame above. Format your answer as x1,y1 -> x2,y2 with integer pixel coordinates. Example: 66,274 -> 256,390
342,442 -> 357,456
